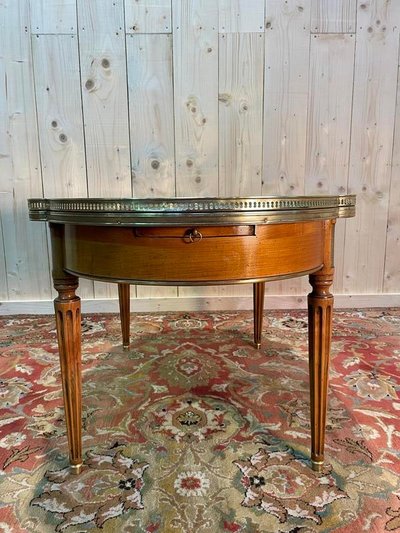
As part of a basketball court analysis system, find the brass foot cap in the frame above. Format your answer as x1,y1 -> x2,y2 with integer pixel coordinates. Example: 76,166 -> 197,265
311,460 -> 324,472
255,342 -> 261,349
70,463 -> 83,475
123,344 -> 130,351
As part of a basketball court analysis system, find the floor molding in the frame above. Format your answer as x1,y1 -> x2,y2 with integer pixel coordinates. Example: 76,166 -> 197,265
1,294 -> 399,315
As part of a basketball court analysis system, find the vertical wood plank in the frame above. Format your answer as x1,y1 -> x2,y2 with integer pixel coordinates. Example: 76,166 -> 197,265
77,0 -> 132,299
305,34 -> 355,292
306,34 -> 355,194
311,0 -> 357,34
77,0 -> 131,197
263,0 -> 311,296
262,0 -> 311,196
384,62 -> 400,292
174,0 -> 218,297
127,34 -> 175,198
30,0 -> 77,34
0,196 -> 8,300
218,0 -> 265,33
127,33 -> 177,299
343,0 -> 400,293
32,34 -> 87,197
125,0 -> 171,34
0,0 -> 51,300
219,32 -> 264,196
32,33 -> 93,298
0,57 -> 11,300
173,0 -> 219,197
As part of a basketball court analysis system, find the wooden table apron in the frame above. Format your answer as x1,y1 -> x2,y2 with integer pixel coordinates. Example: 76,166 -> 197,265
28,195 -> 356,474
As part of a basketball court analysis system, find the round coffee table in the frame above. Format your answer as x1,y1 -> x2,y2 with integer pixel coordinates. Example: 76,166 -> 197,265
28,195 -> 356,473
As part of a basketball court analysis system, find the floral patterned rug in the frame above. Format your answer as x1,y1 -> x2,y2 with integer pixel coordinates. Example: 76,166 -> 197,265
0,309 -> 399,532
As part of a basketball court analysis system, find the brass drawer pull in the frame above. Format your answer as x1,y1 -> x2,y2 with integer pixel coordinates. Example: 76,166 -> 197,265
184,228 -> 202,244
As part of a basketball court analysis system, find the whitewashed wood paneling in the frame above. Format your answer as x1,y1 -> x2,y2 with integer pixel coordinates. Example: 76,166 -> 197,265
32,34 -> 87,197
32,33 -> 93,299
218,0 -> 265,33
126,33 -> 177,299
306,34 -> 355,194
1,0 -> 400,307
78,0 -> 131,198
343,0 -> 400,293
384,55 -> 400,293
0,0 -> 51,300
263,0 -> 312,296
127,34 -> 175,198
311,0 -> 357,33
219,32 -> 264,196
78,0 -> 131,299
305,33 -> 355,292
29,0 -> 77,34
263,0 -> 311,196
173,0 -> 219,197
125,0 -> 171,34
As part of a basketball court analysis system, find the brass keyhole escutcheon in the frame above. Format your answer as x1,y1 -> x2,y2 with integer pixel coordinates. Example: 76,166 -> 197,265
183,228 -> 203,243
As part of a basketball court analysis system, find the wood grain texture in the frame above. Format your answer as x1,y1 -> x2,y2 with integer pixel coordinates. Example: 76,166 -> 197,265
384,60 -> 400,293
77,0 -> 131,197
118,283 -> 130,348
2,0 -> 400,305
262,0 -> 311,196
50,222 -> 82,471
173,0 -> 219,197
311,0 -> 356,33
308,219 -> 335,470
0,0 -> 51,300
219,32 -> 264,196
305,33 -> 355,292
263,0 -> 311,297
343,0 -> 400,293
32,35 -> 87,197
218,0 -> 265,33
127,34 -> 175,197
0,196 -> 8,299
253,281 -> 265,348
63,221 -> 325,283
32,33 -> 93,298
125,0 -> 171,34
306,34 -> 355,195
127,33 -> 177,299
29,0 -> 77,34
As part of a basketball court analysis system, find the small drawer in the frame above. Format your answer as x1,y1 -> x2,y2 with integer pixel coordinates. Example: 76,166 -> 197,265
134,225 -> 256,239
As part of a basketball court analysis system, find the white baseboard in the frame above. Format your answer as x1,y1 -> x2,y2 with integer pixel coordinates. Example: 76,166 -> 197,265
0,294 -> 399,315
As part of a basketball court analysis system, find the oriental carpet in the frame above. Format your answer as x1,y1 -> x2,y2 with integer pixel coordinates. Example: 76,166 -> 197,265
0,309 -> 399,532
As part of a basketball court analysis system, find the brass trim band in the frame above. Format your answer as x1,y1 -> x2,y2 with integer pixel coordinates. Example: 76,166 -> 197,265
28,195 -> 356,225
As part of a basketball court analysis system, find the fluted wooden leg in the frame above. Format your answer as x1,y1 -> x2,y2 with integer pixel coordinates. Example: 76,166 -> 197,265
308,220 -> 335,472
253,282 -> 265,349
54,278 -> 82,474
118,283 -> 130,350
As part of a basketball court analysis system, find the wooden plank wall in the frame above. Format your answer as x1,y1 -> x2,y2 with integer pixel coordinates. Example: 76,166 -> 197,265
0,0 -> 399,307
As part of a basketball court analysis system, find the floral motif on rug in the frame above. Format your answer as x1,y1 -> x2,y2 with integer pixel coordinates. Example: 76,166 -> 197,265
144,396 -> 229,443
234,448 -> 346,524
31,448 -> 149,531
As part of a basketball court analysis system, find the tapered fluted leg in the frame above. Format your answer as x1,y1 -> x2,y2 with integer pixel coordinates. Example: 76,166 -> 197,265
308,220 -> 335,472
253,282 -> 265,349
54,278 -> 82,474
118,283 -> 130,350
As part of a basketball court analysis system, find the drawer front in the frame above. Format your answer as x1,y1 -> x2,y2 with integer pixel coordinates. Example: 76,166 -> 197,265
64,221 -> 325,284
134,225 -> 255,239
